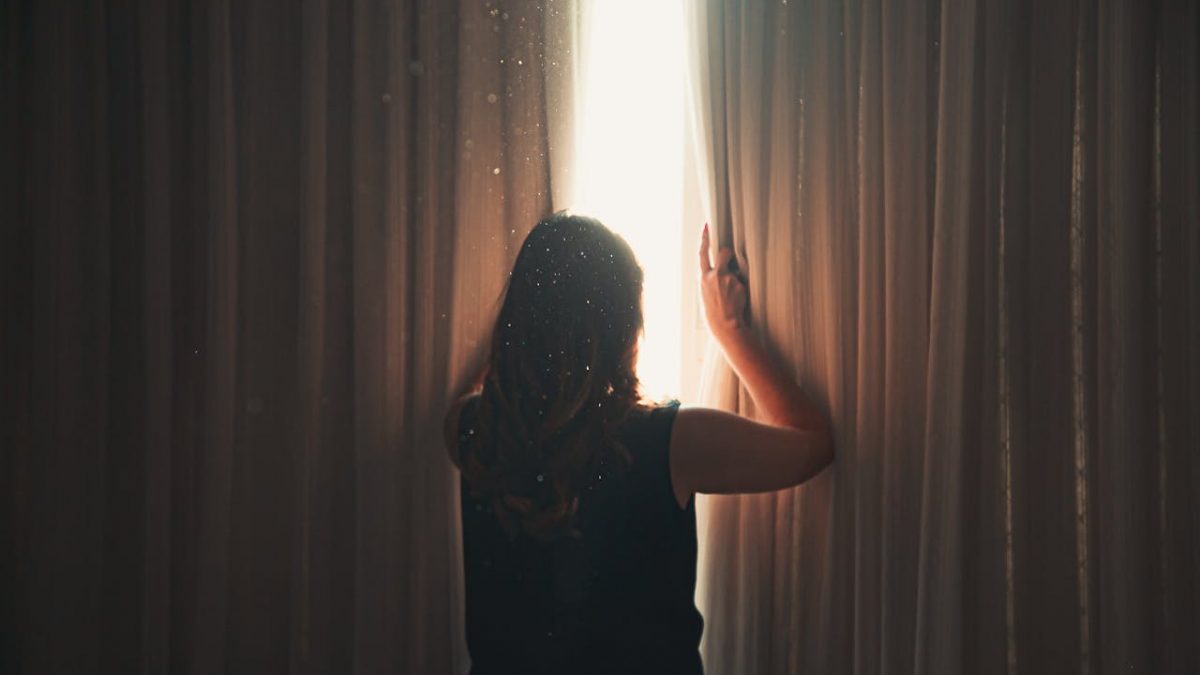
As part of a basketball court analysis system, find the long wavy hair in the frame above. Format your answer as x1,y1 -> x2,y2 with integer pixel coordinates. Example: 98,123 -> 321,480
456,212 -> 649,541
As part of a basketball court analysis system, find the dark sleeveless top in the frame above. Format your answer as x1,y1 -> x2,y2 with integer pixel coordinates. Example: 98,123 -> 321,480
457,397 -> 704,675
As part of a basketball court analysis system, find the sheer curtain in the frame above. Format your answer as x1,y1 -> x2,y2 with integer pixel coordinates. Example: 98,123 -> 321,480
1,1 -> 576,673
686,0 -> 1199,673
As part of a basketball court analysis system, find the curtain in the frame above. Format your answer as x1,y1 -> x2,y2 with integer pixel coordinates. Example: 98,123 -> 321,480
686,0 -> 1199,673
1,1 -> 577,673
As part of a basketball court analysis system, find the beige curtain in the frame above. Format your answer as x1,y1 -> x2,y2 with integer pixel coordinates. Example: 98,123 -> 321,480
686,0 -> 1200,673
2,1 -> 576,673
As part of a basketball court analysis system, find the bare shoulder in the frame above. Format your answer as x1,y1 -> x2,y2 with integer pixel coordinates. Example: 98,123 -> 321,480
669,405 -> 832,504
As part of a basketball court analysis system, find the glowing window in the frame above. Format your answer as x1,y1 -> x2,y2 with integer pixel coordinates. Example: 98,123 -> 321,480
573,0 -> 692,402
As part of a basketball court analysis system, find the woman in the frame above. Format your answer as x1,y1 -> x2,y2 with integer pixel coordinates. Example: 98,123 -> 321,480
444,212 -> 833,674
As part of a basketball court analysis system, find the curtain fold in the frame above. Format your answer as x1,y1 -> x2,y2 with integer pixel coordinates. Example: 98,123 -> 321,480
686,0 -> 1200,673
2,1 -> 577,673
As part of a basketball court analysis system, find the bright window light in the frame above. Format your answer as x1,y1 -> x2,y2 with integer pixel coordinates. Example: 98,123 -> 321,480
574,0 -> 687,402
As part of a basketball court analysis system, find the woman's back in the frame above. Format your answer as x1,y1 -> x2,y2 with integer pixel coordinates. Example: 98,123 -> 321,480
456,395 -> 704,675
448,214 -> 832,673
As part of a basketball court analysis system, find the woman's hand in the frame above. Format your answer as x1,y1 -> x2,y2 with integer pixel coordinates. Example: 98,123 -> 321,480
698,223 -> 748,341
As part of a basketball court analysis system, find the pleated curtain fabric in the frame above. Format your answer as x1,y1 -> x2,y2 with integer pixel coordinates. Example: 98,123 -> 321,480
686,0 -> 1200,673
1,1 -> 578,673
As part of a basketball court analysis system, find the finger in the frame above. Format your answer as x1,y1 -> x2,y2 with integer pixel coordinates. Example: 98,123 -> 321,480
699,222 -> 713,273
714,247 -> 734,273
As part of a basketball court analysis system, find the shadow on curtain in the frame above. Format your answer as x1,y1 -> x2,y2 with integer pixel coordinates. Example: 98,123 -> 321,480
686,0 -> 1199,673
1,1 -> 576,673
